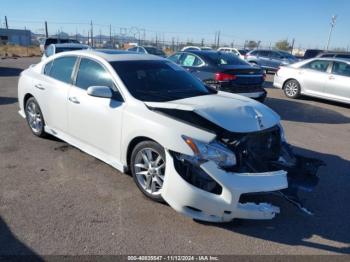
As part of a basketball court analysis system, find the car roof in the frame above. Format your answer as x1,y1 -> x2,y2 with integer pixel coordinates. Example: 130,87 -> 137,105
310,57 -> 350,63
50,43 -> 89,48
65,49 -> 165,62
180,50 -> 218,55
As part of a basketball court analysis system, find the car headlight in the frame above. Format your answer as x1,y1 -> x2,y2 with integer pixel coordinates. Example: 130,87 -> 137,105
181,135 -> 236,168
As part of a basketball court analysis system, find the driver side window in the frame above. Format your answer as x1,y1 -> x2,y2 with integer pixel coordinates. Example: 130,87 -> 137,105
75,58 -> 115,90
303,60 -> 331,72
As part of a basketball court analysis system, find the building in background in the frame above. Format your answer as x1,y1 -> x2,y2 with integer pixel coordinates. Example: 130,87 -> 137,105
0,29 -> 32,46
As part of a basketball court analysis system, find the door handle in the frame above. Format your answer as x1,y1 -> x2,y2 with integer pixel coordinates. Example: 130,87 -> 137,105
68,97 -> 80,104
35,84 -> 45,90
329,75 -> 335,80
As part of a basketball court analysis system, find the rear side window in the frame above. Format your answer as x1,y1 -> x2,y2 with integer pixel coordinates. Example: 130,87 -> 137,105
180,54 -> 204,67
332,62 -> 350,77
75,58 -> 115,90
303,60 -> 331,72
168,53 -> 182,64
259,51 -> 270,57
44,60 -> 53,75
49,56 -> 77,83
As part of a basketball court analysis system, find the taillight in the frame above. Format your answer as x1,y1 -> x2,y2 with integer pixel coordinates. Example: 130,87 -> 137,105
276,67 -> 281,76
215,72 -> 237,81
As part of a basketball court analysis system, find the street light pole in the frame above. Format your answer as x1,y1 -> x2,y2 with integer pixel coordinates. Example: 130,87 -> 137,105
326,15 -> 337,51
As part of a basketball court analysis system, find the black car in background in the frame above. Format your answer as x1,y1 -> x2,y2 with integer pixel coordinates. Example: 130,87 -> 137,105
168,51 -> 267,102
316,52 -> 350,59
303,49 -> 324,59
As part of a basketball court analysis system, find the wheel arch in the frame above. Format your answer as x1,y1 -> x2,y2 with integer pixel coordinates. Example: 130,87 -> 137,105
282,78 -> 302,91
23,93 -> 34,108
126,136 -> 157,171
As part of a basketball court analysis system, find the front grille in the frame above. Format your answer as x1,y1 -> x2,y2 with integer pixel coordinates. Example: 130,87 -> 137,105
220,126 -> 282,172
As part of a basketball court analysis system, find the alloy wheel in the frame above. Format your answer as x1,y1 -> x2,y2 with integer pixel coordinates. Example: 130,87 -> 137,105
285,81 -> 299,97
26,100 -> 43,133
134,148 -> 165,196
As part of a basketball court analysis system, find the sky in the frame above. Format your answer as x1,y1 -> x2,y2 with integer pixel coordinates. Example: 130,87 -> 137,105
1,0 -> 349,49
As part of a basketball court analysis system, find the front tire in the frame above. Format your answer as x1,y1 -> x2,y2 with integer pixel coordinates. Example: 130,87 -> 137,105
130,141 -> 166,203
25,97 -> 46,137
283,79 -> 301,99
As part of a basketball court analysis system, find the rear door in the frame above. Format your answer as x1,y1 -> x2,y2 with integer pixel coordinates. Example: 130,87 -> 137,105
324,61 -> 350,103
299,59 -> 332,95
178,53 -> 208,80
257,51 -> 271,69
40,56 -> 77,133
269,51 -> 283,70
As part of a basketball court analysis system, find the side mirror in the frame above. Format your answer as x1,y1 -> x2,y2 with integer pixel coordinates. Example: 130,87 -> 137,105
87,86 -> 113,98
45,49 -> 50,57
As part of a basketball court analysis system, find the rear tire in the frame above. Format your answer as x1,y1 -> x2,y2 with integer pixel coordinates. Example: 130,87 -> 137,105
283,79 -> 301,99
130,141 -> 166,203
25,97 -> 47,137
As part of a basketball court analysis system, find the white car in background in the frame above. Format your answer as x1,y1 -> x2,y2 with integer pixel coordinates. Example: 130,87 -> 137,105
42,43 -> 90,60
274,58 -> 350,104
181,46 -> 213,51
218,47 -> 250,60
18,50 -> 322,222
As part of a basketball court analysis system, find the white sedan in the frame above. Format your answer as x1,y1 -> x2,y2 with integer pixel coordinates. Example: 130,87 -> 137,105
18,50 -> 322,222
274,58 -> 350,104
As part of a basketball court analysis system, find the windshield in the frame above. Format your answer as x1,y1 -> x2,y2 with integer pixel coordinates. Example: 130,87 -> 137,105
111,60 -> 216,102
144,47 -> 166,56
207,52 -> 250,65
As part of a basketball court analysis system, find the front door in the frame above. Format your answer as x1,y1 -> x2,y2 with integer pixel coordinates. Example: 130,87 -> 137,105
324,61 -> 350,103
68,58 -> 124,162
300,60 -> 331,96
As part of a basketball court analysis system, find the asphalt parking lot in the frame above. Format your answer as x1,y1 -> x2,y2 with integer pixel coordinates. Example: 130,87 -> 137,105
0,57 -> 350,256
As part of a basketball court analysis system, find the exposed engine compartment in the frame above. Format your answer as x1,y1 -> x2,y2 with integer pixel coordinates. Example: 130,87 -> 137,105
154,107 -> 324,215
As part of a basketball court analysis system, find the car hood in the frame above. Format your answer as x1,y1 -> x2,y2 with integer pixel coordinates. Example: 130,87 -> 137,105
145,91 -> 280,133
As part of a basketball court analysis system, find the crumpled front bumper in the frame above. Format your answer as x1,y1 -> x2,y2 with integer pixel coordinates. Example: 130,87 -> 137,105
161,151 -> 288,222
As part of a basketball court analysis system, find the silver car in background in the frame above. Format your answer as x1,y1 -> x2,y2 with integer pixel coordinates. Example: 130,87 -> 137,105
274,58 -> 350,104
246,49 -> 298,72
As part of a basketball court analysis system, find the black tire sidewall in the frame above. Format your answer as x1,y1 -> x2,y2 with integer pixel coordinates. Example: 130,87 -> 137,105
25,97 -> 46,137
284,80 -> 301,99
130,141 -> 166,203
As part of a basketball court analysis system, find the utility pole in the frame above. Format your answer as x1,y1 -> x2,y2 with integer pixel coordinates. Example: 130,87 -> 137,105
290,38 -> 295,54
90,20 -> 94,48
172,37 -> 175,51
217,30 -> 221,48
99,29 -> 102,45
109,24 -> 112,47
201,38 -> 204,47
326,15 -> 337,51
45,21 -> 48,38
5,16 -> 8,29
214,32 -> 217,48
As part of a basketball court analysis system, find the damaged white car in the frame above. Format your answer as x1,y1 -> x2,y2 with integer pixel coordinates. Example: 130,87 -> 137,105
18,50 -> 323,222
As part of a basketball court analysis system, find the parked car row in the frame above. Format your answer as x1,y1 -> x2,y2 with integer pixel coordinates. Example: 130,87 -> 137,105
18,49 -> 322,222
